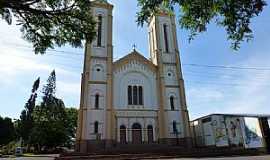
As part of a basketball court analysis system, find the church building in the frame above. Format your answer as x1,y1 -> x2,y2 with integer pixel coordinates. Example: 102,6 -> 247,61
76,0 -> 192,152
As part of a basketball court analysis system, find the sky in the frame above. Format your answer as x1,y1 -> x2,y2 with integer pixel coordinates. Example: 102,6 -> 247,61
0,0 -> 270,120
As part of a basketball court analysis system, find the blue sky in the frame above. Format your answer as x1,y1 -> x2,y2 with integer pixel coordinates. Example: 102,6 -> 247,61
0,0 -> 270,120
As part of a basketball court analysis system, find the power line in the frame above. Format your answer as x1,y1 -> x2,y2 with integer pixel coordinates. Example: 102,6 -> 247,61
2,41 -> 84,56
0,52 -> 83,70
2,53 -> 270,87
183,63 -> 270,71
4,41 -> 270,71
2,41 -> 120,60
185,80 -> 270,87
184,71 -> 270,81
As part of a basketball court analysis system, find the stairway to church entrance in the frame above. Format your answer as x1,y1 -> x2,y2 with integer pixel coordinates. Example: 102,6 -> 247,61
132,123 -> 142,144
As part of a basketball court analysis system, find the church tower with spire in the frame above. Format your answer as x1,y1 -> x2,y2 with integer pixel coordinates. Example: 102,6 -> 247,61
148,7 -> 192,145
76,0 -> 114,152
76,1 -> 192,153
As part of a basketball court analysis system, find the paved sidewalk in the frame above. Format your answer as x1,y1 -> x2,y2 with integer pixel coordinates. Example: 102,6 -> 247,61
0,154 -> 58,160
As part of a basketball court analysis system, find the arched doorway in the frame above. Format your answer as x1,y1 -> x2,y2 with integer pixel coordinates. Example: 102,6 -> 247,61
120,125 -> 126,144
147,125 -> 154,143
132,123 -> 142,144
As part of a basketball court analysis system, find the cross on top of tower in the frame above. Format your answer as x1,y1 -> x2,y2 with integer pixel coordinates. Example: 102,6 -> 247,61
132,44 -> 137,51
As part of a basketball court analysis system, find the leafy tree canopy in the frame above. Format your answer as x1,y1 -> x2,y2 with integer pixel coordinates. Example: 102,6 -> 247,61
0,116 -> 15,145
64,107 -> 78,147
18,77 -> 40,143
1,0 -> 267,53
137,0 -> 267,50
0,0 -> 96,54
31,70 -> 68,149
65,108 -> 78,138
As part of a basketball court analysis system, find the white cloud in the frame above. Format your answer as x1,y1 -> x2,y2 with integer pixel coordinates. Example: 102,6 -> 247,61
57,81 -> 81,97
187,50 -> 270,120
220,48 -> 270,112
0,21 -> 82,117
187,87 -> 224,102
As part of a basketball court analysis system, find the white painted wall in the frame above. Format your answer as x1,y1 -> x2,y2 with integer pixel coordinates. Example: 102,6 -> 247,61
88,84 -> 106,109
113,60 -> 158,110
165,111 -> 183,138
164,65 -> 178,86
86,110 -> 106,140
89,59 -> 107,82
165,88 -> 180,110
86,84 -> 107,140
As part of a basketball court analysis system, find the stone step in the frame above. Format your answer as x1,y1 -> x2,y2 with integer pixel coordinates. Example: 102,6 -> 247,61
57,147 -> 265,160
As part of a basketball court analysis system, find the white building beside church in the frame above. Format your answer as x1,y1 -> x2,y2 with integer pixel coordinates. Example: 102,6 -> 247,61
76,0 -> 192,152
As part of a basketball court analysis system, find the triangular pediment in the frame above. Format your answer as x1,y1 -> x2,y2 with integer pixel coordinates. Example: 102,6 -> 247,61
113,50 -> 157,72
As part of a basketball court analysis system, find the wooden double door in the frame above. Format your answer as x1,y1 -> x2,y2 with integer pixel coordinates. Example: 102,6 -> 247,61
132,123 -> 142,144
120,123 -> 154,144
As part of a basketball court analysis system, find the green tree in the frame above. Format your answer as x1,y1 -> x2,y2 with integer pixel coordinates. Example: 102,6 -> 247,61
65,108 -> 78,147
137,0 -> 267,50
18,77 -> 40,145
0,0 -> 96,54
31,70 -> 68,151
0,116 -> 15,145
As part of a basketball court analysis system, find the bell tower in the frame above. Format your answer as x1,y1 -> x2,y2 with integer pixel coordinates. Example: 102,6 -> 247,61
148,8 -> 192,145
76,0 -> 114,153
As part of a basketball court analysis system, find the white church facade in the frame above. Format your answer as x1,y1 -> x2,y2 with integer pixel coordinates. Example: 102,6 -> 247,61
76,0 -> 192,152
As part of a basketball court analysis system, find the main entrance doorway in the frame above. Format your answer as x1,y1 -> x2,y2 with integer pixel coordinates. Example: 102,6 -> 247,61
132,123 -> 142,144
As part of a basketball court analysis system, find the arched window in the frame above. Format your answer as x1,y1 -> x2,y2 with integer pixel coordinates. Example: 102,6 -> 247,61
128,86 -> 132,105
163,24 -> 169,53
170,96 -> 175,110
94,121 -> 99,134
173,121 -> 177,133
128,86 -> 143,105
133,86 -> 138,105
97,15 -> 102,47
139,86 -> 143,105
95,94 -> 99,109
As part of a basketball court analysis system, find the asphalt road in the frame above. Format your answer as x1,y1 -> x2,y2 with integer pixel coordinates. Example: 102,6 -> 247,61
168,155 -> 270,160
